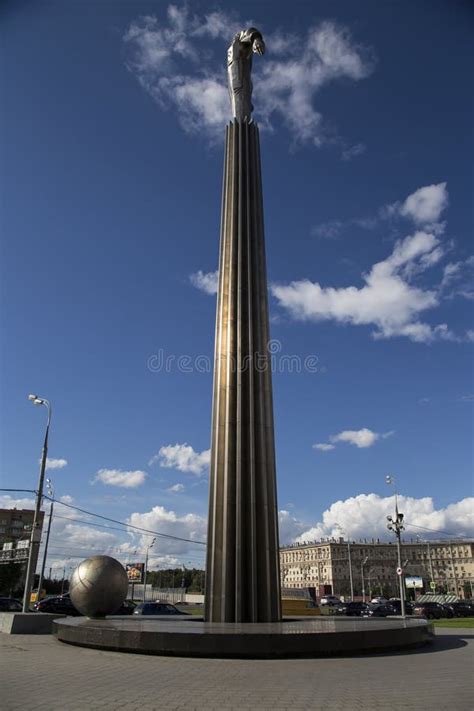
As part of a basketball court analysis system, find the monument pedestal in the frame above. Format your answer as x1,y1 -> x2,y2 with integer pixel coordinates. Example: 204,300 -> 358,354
53,616 -> 433,658
1,612 -> 65,634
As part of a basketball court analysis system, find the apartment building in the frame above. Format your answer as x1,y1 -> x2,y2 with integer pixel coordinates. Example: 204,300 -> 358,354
280,538 -> 474,599
0,508 -> 44,567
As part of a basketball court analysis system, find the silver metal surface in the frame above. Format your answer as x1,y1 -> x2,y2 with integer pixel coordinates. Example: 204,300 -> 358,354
205,116 -> 281,623
69,555 -> 128,618
227,28 -> 265,120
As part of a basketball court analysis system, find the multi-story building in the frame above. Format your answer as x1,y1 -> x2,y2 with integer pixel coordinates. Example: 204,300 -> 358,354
280,538 -> 474,600
0,508 -> 44,568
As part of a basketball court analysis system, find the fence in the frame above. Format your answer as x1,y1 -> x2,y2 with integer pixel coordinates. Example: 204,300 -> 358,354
127,585 -> 186,603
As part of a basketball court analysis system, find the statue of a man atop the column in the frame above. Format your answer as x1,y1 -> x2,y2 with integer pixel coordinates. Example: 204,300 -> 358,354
227,28 -> 265,121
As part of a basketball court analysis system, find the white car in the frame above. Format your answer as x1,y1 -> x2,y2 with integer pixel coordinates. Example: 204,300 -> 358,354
371,596 -> 389,604
320,595 -> 341,606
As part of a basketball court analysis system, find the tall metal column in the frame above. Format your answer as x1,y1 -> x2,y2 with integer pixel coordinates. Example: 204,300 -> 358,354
205,119 -> 281,623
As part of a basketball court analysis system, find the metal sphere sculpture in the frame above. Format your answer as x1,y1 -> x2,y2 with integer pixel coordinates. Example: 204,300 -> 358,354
69,555 -> 128,618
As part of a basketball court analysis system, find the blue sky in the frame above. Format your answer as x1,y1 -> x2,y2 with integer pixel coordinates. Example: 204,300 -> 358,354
1,0 -> 472,571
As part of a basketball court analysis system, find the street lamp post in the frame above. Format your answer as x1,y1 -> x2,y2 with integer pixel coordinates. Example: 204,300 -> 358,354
181,564 -> 187,603
361,556 -> 369,603
37,478 -> 54,601
143,538 -> 156,602
386,475 -> 406,618
448,542 -> 460,598
336,524 -> 354,601
416,534 -> 436,594
367,567 -> 376,601
23,394 -> 51,613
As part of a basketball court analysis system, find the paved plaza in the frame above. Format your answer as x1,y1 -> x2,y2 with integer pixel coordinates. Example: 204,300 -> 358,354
1,628 -> 473,710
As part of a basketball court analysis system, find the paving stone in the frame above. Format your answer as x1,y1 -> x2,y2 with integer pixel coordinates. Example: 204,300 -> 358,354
1,628 -> 473,710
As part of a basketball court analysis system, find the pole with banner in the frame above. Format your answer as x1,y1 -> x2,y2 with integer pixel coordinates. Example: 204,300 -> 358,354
126,563 -> 145,601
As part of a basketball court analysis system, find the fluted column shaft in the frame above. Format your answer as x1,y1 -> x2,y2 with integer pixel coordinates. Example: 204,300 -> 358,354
205,120 -> 281,623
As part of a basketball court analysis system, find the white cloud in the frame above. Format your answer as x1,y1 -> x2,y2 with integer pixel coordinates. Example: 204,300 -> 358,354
399,182 -> 448,225
314,428 -> 393,451
190,269 -> 218,294
319,183 -> 449,239
441,257 -> 474,300
296,494 -> 474,543
313,443 -> 335,451
278,509 -> 307,544
272,228 -> 455,342
127,505 -> 207,555
93,469 -> 147,488
0,494 -> 36,510
167,483 -> 185,493
201,182 -> 466,341
44,458 -> 68,469
311,220 -> 345,240
150,443 -> 210,475
124,11 -> 374,147
331,428 -> 385,448
192,9 -> 248,40
60,523 -> 117,549
256,21 -> 374,147
341,142 -> 366,161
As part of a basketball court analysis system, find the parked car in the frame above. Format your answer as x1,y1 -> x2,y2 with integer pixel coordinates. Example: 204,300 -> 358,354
388,599 -> 414,615
0,597 -> 22,612
442,602 -> 473,618
413,602 -> 445,619
335,601 -> 368,616
132,602 -> 190,616
33,595 -> 81,616
361,603 -> 396,617
319,595 -> 341,606
371,596 -> 389,604
114,599 -> 137,615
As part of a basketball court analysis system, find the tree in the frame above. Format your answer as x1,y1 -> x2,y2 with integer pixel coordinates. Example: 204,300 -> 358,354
147,568 -> 204,591
0,563 -> 25,596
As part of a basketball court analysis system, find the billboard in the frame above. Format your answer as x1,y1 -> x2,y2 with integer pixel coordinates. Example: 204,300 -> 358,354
126,563 -> 145,583
405,575 -> 423,589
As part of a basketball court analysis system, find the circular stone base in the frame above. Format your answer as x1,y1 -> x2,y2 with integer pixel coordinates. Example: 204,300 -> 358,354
53,616 -> 433,658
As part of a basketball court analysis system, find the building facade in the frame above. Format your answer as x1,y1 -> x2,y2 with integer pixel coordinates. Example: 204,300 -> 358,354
280,538 -> 474,600
0,508 -> 44,568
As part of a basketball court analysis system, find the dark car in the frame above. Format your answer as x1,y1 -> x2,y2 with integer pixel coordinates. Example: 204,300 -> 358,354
114,599 -> 137,615
388,599 -> 414,615
0,597 -> 22,612
447,602 -> 474,617
335,601 -> 368,616
132,602 -> 190,616
33,595 -> 81,616
413,602 -> 445,619
361,603 -> 396,618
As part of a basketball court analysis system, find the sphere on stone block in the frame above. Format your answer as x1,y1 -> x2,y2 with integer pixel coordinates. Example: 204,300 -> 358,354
69,555 -> 128,618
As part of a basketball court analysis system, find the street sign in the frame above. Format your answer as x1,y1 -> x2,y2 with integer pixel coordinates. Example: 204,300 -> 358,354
396,567 -> 403,575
